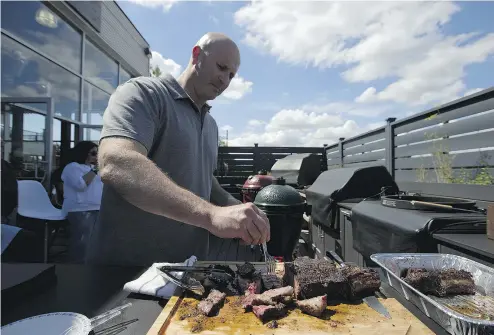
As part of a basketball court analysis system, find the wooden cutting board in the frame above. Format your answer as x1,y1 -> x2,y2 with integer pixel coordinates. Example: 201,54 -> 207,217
147,261 -> 433,335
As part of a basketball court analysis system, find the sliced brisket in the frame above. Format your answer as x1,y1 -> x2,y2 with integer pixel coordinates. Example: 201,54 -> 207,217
285,258 -> 345,300
197,289 -> 227,316
341,265 -> 381,300
252,303 -> 287,322
242,286 -> 294,310
295,294 -> 327,317
403,268 -> 475,297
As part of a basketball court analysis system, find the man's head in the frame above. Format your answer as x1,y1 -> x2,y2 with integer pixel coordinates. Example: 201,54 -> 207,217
182,33 -> 240,105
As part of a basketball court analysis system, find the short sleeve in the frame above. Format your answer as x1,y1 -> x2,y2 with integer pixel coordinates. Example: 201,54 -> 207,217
101,78 -> 161,152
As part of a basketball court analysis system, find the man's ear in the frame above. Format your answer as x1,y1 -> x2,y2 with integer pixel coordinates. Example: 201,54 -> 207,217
192,46 -> 201,65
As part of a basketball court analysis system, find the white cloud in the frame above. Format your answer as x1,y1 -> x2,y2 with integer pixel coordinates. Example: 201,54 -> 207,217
220,125 -> 233,132
150,51 -> 182,77
464,88 -> 484,97
128,0 -> 177,12
234,2 -> 494,106
355,87 -> 377,103
248,119 -> 265,127
222,76 -> 253,100
229,108 -> 377,147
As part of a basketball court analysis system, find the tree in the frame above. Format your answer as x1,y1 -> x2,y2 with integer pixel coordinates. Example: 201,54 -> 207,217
150,65 -> 162,77
219,138 -> 228,147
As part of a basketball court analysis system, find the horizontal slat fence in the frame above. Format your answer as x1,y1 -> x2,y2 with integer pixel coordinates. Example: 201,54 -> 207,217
215,145 -> 326,186
321,87 -> 494,202
217,87 -> 493,203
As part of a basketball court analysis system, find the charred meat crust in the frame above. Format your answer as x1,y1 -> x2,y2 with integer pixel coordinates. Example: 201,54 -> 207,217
285,257 -> 345,300
198,289 -> 227,316
403,268 -> 475,297
341,266 -> 381,300
237,262 -> 257,278
262,273 -> 283,290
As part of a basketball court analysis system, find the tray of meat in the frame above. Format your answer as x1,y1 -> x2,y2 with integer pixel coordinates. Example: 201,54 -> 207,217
147,260 -> 436,335
371,253 -> 494,335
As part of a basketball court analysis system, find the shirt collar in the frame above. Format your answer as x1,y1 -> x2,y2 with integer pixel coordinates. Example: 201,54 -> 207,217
160,74 -> 212,113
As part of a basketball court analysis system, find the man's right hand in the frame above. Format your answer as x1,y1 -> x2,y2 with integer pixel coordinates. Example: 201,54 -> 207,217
208,203 -> 270,245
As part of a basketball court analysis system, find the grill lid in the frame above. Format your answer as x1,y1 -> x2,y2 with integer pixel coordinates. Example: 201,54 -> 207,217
242,170 -> 275,190
254,177 -> 305,213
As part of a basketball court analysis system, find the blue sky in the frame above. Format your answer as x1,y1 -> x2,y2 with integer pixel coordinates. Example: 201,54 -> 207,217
118,0 -> 494,146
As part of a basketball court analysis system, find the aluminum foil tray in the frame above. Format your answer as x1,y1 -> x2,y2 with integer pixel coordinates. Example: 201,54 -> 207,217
371,253 -> 494,335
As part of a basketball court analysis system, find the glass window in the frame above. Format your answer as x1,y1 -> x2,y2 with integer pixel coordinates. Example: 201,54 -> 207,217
84,39 -> 118,92
119,67 -> 132,85
82,82 -> 110,125
1,1 -> 82,72
1,102 -> 48,181
1,35 -> 81,121
84,128 -> 101,144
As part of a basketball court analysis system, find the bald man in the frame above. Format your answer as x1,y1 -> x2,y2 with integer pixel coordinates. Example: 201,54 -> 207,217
85,33 -> 270,266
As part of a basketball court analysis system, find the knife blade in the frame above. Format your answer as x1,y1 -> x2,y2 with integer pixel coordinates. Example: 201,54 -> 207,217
363,295 -> 392,319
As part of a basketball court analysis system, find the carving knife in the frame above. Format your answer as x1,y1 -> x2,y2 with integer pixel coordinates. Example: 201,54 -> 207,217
326,250 -> 392,319
362,295 -> 392,319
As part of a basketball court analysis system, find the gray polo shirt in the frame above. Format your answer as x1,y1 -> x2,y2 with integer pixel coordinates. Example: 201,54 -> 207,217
85,75 -> 219,266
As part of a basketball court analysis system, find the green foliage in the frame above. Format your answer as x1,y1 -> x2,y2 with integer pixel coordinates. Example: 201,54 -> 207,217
416,132 -> 493,185
150,65 -> 162,77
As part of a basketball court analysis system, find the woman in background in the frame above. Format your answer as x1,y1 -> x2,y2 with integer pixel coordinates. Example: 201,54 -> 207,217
62,141 -> 103,263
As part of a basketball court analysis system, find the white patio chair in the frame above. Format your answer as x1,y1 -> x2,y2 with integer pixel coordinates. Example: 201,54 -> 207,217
17,180 -> 67,263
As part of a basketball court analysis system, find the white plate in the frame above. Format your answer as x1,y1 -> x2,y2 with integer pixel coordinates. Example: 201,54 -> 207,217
1,312 -> 91,335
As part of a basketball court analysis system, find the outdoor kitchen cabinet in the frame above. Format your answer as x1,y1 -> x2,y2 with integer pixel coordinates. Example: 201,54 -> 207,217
309,219 -> 325,259
434,234 -> 494,268
322,214 -> 343,261
340,207 -> 365,267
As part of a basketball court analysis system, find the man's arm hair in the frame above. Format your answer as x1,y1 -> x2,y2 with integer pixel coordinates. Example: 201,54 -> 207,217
98,136 -> 216,230
210,176 -> 242,206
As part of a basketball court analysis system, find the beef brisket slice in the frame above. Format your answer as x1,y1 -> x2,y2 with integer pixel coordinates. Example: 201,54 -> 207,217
296,294 -> 328,317
197,289 -> 227,316
285,259 -> 345,300
341,266 -> 381,300
404,268 -> 475,297
243,286 -> 294,310
429,269 -> 476,297
252,304 -> 287,322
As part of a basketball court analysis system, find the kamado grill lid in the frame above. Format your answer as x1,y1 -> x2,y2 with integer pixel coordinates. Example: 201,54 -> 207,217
254,177 -> 305,213
242,170 -> 276,190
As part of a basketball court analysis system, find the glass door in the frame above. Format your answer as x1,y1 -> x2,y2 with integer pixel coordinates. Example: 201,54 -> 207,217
1,97 -> 53,187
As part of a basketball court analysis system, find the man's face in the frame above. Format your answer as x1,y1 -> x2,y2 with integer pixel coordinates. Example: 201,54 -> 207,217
192,42 -> 240,102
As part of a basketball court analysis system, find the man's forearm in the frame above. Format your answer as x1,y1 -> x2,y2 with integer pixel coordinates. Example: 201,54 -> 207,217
210,176 -> 242,206
99,138 -> 215,230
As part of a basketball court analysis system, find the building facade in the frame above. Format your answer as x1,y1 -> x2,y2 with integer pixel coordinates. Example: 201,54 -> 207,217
1,0 -> 150,187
